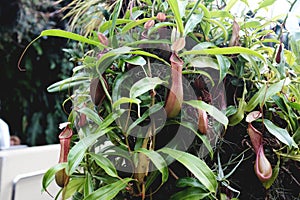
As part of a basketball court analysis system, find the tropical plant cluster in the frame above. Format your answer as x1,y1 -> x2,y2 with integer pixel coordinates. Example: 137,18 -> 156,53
37,0 -> 300,199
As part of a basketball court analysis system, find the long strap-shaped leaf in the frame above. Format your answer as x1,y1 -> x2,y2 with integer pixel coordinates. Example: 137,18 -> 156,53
245,78 -> 291,112
67,127 -> 114,175
135,148 -> 169,184
89,153 -> 119,178
159,148 -> 217,194
41,29 -> 107,48
19,29 -> 107,71
67,109 -> 125,175
96,48 -> 170,75
264,119 -> 298,148
184,100 -> 228,129
42,162 -> 68,192
181,46 -> 266,63
47,76 -> 89,93
83,178 -> 133,200
168,0 -> 184,36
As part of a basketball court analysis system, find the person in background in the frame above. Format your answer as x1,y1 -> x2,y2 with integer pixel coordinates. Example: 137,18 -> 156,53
10,135 -> 21,145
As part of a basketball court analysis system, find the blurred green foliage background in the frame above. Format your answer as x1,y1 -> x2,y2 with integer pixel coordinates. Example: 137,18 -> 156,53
0,0 -> 74,146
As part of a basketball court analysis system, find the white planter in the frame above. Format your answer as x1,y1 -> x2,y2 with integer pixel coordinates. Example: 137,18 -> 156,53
0,144 -> 61,200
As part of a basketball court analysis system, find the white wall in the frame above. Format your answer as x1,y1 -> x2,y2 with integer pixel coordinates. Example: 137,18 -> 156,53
229,0 -> 300,32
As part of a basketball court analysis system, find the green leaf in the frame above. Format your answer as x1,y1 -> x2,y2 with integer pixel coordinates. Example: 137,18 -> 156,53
184,56 -> 217,85
176,177 -> 206,189
184,100 -> 228,128
245,79 -> 290,112
124,56 -> 146,66
245,85 -> 267,112
171,187 -> 210,200
182,70 -> 214,86
181,47 -> 266,63
67,109 -> 124,175
77,107 -> 102,125
103,145 -> 132,161
121,17 -> 154,33
136,148 -> 169,183
112,73 -> 131,102
225,0 -> 239,12
187,2 -> 211,18
47,76 -> 89,93
159,148 -> 217,193
83,178 -> 133,200
241,21 -> 261,29
168,0 -> 184,36
42,163 -> 67,192
131,10 -> 145,20
272,95 -> 298,131
127,39 -> 171,47
289,32 -> 300,64
205,18 -> 228,42
229,99 -> 246,126
256,0 -> 276,12
210,10 -> 234,19
171,120 -> 213,158
190,56 -> 219,70
130,50 -> 170,66
184,14 -> 203,35
240,54 -> 261,79
290,102 -> 300,113
40,29 -> 105,48
100,19 -> 132,33
109,0 -> 123,37
97,46 -> 133,74
98,109 -> 126,131
63,177 -> 85,199
284,49 -> 296,66
264,119 -> 298,148
226,105 -> 237,117
177,0 -> 188,19
84,173 -> 94,197
148,22 -> 176,36
192,42 -> 216,50
127,103 -> 164,135
112,97 -> 141,110
68,110 -> 124,175
67,127 -> 114,175
90,153 -> 119,178
216,55 -> 230,83
130,77 -> 166,98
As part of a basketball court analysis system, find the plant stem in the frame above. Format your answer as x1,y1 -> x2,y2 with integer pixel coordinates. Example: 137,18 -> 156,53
124,103 -> 133,152
169,167 -> 179,180
141,183 -> 146,200
151,0 -> 156,18
185,0 -> 201,24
